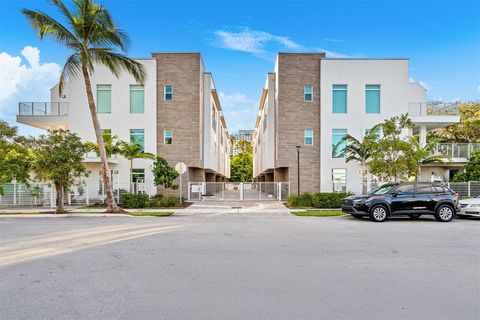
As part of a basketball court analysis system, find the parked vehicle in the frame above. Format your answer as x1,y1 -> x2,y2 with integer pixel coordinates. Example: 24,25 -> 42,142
341,182 -> 460,222
458,195 -> 480,218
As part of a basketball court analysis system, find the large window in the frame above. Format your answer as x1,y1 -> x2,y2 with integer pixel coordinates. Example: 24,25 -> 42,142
164,85 -> 173,101
212,104 -> 216,131
332,129 -> 347,158
130,129 -> 145,151
96,84 -> 111,113
130,85 -> 144,113
304,85 -> 313,102
132,168 -> 145,183
164,130 -> 173,144
304,129 -> 313,145
366,84 -> 380,113
332,168 -> 347,192
332,84 -> 347,113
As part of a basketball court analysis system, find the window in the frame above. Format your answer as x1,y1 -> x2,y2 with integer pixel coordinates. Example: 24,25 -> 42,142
332,85 -> 347,113
416,184 -> 433,194
394,184 -> 415,195
164,130 -> 173,144
131,169 -> 145,183
332,129 -> 347,158
130,129 -> 145,151
263,113 -> 268,132
96,84 -> 111,113
366,84 -> 380,113
304,85 -> 313,101
130,85 -> 144,113
164,85 -> 173,101
332,168 -> 347,192
211,104 -> 216,131
304,129 -> 313,145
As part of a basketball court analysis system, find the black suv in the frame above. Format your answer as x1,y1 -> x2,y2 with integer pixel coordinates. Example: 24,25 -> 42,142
342,182 -> 460,222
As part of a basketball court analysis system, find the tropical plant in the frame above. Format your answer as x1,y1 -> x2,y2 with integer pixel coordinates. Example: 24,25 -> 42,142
407,137 -> 451,181
429,101 -> 480,142
451,151 -> 480,182
230,152 -> 253,182
84,131 -> 121,158
152,156 -> 179,190
117,141 -> 155,191
31,129 -> 88,213
342,134 -> 372,194
22,0 -> 146,212
235,139 -> 252,154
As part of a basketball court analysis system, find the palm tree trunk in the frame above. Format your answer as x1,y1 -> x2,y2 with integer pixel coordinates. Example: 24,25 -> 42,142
362,162 -> 367,194
82,66 -> 121,213
130,158 -> 133,193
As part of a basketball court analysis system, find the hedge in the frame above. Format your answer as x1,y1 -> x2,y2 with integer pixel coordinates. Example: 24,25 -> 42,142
149,195 -> 182,208
287,192 -> 352,208
120,193 -> 149,208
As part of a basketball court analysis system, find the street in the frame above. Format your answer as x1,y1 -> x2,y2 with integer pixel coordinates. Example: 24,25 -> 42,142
0,211 -> 479,320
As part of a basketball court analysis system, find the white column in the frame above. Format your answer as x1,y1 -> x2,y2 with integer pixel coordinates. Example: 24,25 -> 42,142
419,125 -> 427,147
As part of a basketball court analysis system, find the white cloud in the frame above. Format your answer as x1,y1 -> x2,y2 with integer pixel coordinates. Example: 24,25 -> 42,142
0,46 -> 61,135
218,91 -> 257,132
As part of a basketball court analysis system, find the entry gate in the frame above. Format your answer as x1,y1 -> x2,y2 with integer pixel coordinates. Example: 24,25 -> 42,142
188,182 -> 289,201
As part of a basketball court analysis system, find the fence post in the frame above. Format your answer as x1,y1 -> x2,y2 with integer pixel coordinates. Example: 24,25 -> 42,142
50,184 -> 55,209
86,184 -> 90,206
240,182 -> 244,201
278,183 -> 282,201
13,181 -> 16,206
468,181 -> 471,197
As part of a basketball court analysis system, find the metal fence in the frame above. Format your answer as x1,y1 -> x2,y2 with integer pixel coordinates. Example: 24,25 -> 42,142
188,182 -> 290,201
434,143 -> 480,159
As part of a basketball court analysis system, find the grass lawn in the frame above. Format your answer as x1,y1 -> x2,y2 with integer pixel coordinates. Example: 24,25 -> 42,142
126,211 -> 174,217
292,210 -> 344,217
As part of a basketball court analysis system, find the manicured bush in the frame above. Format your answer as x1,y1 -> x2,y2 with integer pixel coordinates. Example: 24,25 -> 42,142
120,193 -> 149,208
149,195 -> 182,208
287,192 -> 352,208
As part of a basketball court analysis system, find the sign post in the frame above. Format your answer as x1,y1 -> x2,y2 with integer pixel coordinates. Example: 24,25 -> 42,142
175,162 -> 187,205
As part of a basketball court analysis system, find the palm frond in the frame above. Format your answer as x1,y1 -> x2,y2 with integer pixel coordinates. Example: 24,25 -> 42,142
89,48 -> 146,83
58,53 -> 82,94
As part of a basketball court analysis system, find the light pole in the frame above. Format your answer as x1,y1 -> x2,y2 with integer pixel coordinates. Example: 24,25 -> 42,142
296,145 -> 301,195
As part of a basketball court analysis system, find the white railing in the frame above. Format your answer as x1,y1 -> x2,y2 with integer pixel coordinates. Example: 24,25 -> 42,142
188,182 -> 290,201
84,152 -> 119,159
408,102 -> 459,116
434,143 -> 480,159
18,102 -> 69,116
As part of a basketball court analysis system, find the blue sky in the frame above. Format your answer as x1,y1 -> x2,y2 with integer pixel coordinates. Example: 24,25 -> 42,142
0,0 -> 479,135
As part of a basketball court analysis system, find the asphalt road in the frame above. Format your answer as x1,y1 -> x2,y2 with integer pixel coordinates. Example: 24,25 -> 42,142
0,211 -> 479,320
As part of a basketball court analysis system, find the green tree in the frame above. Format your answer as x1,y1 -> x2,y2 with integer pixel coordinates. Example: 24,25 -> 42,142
367,114 -> 414,182
84,131 -> 121,158
407,137 -> 451,181
230,152 -> 253,182
22,0 -> 146,213
0,121 -> 32,194
451,151 -> 480,182
118,141 -> 155,191
31,130 -> 88,213
343,134 -> 372,194
235,139 -> 252,154
152,156 -> 179,190
429,101 -> 480,142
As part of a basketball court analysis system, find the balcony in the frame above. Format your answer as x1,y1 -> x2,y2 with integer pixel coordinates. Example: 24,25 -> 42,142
83,152 -> 119,164
16,102 -> 69,130
409,102 -> 460,132
433,143 -> 480,162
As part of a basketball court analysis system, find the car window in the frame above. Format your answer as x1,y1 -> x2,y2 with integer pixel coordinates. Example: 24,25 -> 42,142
416,184 -> 433,194
394,184 -> 415,195
368,184 -> 397,195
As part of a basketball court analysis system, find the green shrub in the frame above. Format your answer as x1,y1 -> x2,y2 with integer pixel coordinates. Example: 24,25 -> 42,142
149,195 -> 181,208
120,193 -> 149,208
288,192 -> 352,208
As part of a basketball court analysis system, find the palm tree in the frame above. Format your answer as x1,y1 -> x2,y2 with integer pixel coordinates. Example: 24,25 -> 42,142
117,141 -> 154,192
409,137 -> 451,181
84,131 -> 121,158
343,134 -> 372,194
22,0 -> 146,212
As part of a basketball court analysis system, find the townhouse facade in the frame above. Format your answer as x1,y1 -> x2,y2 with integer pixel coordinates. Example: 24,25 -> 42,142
253,53 -> 461,195
17,52 -> 231,199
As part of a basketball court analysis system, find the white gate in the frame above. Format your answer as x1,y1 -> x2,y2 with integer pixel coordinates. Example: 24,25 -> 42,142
188,182 -> 289,201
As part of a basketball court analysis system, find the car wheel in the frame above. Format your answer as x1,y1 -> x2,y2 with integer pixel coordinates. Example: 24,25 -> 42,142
434,205 -> 454,222
352,214 -> 363,219
408,214 -> 421,219
369,205 -> 388,222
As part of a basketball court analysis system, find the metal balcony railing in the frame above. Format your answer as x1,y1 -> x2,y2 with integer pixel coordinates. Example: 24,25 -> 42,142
408,102 -> 459,116
18,102 -> 69,116
434,143 -> 480,158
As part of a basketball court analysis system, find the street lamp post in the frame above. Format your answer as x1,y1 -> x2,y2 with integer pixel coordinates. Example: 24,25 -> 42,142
296,145 -> 301,195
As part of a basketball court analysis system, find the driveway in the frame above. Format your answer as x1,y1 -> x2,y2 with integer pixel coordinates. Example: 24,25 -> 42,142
0,211 -> 479,320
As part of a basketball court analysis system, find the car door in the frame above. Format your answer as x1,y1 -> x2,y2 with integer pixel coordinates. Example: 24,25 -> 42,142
390,184 -> 416,213
414,183 -> 436,213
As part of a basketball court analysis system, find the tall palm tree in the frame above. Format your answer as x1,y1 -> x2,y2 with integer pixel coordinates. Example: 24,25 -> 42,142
22,0 -> 146,212
409,137 -> 451,181
84,131 -> 121,158
343,134 -> 372,194
117,141 -> 154,192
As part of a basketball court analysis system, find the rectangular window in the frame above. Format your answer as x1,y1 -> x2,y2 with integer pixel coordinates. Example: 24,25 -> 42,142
164,130 -> 173,145
96,84 -> 111,113
132,168 -> 145,183
332,168 -> 347,192
304,85 -> 313,101
263,113 -> 268,132
130,129 -> 145,151
212,104 -> 216,131
164,85 -> 173,101
366,84 -> 380,113
332,129 -> 348,158
332,84 -> 347,113
130,85 -> 144,113
304,129 -> 313,145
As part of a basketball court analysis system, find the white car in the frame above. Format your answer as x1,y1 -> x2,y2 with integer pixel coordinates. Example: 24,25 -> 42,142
458,195 -> 480,218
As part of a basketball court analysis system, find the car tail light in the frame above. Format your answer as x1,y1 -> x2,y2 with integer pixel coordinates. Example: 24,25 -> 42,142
453,192 -> 459,206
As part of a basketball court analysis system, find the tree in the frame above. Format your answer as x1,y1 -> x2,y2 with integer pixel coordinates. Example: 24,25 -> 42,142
22,0 -> 146,213
0,121 -> 32,194
84,131 -> 121,158
451,151 -> 480,182
230,152 -> 253,182
31,130 -> 88,213
118,141 -> 155,191
407,137 -> 451,181
366,114 -> 414,182
152,156 -> 179,190
429,101 -> 480,142
343,134 -> 372,194
235,139 -> 252,154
